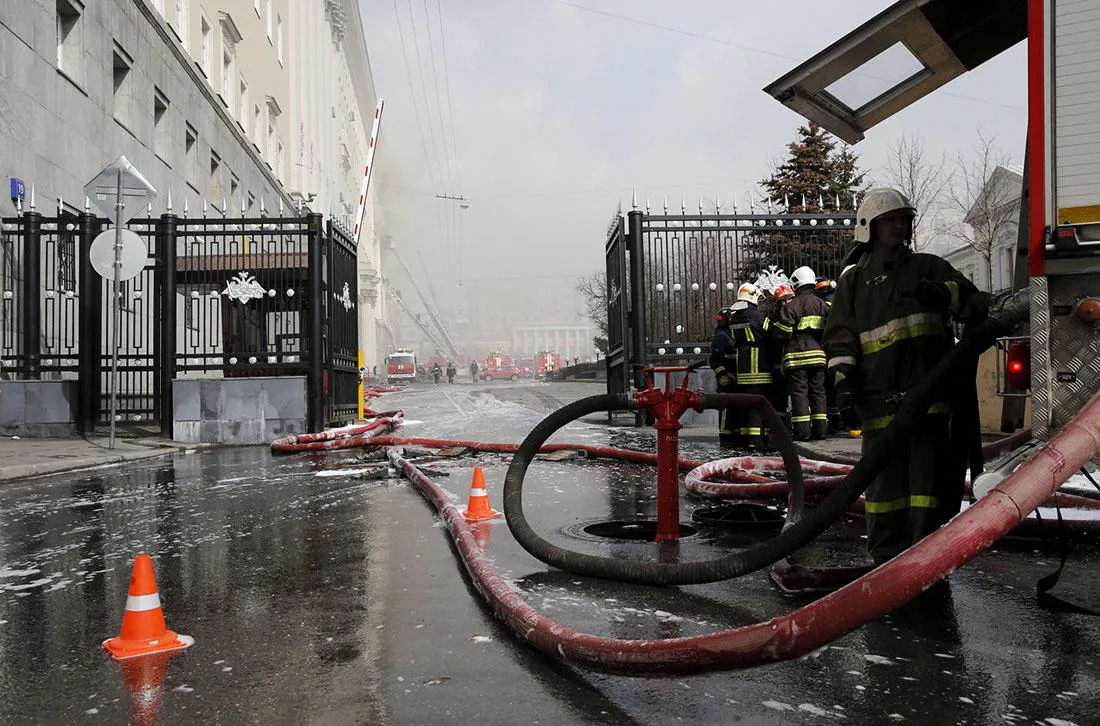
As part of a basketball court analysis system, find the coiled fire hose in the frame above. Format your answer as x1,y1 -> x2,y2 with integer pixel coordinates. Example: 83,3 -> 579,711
503,292 -> 1033,585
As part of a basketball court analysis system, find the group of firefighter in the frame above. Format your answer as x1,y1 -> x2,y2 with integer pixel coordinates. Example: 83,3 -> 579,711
709,188 -> 991,563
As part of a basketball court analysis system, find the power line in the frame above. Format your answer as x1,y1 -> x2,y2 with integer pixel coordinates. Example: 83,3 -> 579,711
543,0 -> 1026,113
392,0 -> 444,194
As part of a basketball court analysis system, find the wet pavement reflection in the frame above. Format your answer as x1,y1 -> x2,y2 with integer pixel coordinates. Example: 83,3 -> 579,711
0,381 -> 1097,724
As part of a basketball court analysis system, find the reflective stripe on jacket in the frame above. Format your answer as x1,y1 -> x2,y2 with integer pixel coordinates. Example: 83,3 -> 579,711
774,288 -> 829,371
729,304 -> 774,385
822,246 -> 985,429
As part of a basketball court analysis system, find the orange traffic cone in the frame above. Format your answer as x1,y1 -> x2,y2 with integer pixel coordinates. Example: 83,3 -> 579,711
462,467 -> 502,521
103,554 -> 194,660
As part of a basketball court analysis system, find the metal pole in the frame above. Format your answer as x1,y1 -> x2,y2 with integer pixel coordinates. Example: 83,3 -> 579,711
109,168 -> 122,449
627,209 -> 648,427
307,212 -> 324,432
77,209 -> 101,435
158,212 -> 178,438
21,209 -> 42,379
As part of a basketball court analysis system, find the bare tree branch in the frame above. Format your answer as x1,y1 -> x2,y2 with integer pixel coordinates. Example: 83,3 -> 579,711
576,271 -> 609,337
944,131 -> 1017,292
880,131 -> 950,251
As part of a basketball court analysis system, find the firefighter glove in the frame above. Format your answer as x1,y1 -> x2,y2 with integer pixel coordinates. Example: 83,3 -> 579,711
717,373 -> 734,388
913,278 -> 952,312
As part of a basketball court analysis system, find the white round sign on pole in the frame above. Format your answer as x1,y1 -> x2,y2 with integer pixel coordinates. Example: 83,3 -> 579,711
90,228 -> 147,281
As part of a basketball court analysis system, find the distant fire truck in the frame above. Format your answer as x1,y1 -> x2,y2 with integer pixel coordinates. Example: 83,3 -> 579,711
536,351 -> 560,377
480,351 -> 520,382
385,349 -> 417,384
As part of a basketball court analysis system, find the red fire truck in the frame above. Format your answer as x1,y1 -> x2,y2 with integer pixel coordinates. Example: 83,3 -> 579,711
536,351 -> 560,378
480,351 -> 520,382
385,349 -> 417,384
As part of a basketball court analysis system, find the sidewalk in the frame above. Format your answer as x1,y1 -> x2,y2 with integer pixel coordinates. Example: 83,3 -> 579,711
0,436 -> 196,483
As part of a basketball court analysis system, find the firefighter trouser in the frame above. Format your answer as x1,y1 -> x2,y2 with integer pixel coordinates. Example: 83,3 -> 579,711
787,366 -> 827,440
733,383 -> 771,447
717,381 -> 744,446
861,418 -> 964,563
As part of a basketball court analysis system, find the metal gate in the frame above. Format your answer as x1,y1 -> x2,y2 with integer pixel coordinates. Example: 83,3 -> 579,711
604,213 -> 630,400
605,203 -> 857,401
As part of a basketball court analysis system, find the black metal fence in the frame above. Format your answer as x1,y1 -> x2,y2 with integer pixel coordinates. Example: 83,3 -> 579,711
606,206 -> 857,401
0,207 -> 360,436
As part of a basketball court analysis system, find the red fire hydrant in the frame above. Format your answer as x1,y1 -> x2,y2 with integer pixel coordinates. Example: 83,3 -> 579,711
632,366 -> 703,542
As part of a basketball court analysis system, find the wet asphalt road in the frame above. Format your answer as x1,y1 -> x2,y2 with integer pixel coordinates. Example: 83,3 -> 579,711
1,380 -> 1098,725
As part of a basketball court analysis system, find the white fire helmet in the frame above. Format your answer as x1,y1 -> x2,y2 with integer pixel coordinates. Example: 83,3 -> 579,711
854,188 -> 916,243
736,282 -> 761,304
790,266 -> 817,290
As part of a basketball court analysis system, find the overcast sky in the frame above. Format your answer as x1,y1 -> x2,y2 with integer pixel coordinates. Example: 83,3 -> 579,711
361,0 -> 1027,311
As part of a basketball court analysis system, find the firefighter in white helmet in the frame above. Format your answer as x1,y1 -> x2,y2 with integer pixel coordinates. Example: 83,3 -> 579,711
774,265 -> 831,440
823,187 -> 989,564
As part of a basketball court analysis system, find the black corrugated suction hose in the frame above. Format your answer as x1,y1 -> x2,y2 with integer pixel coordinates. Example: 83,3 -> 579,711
502,293 -> 1029,586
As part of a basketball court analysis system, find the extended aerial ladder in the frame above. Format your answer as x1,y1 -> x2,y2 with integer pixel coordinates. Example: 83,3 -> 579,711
387,245 -> 463,363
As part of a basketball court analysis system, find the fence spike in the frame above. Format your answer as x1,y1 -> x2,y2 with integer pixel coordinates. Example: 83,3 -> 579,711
645,196 -> 650,214
184,197 -> 190,215
57,195 -> 63,213
202,199 -> 208,217
783,193 -> 790,210
147,202 -> 152,215
29,185 -> 36,211
698,196 -> 703,214
732,199 -> 737,214
297,196 -> 303,214
680,197 -> 686,214
715,195 -> 721,214
166,189 -> 173,213
663,196 -> 668,214
260,197 -> 267,216
631,188 -> 638,210
766,198 -> 773,214
222,197 -> 228,215
241,195 -> 247,214
835,193 -> 841,210
819,193 -> 825,211
278,198 -> 284,215
801,193 -> 807,210
16,196 -> 22,213
748,197 -> 755,214
84,196 -> 91,212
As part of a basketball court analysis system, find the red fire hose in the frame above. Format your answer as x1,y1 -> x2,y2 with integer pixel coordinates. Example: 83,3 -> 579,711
270,413 -> 404,453
384,391 -> 1100,673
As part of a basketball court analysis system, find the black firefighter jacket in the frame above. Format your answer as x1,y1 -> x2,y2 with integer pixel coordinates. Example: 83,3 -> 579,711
728,304 -> 774,386
821,246 -> 985,433
774,288 -> 829,372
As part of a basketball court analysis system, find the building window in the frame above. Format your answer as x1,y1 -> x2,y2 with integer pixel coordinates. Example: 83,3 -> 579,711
221,47 -> 234,108
185,122 -> 198,187
276,15 -> 283,65
153,88 -> 170,161
199,11 -> 212,77
210,150 -> 221,202
173,0 -> 189,48
112,44 -> 135,130
56,0 -> 85,85
253,104 -> 262,149
218,13 -> 242,109
238,76 -> 248,131
266,96 -> 282,167
230,173 -> 240,204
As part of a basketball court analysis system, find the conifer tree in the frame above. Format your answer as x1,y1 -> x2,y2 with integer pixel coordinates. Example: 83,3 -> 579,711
744,123 -> 868,279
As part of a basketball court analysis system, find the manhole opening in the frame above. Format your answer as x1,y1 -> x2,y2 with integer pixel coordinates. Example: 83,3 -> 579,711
580,520 -> 698,541
691,503 -> 785,531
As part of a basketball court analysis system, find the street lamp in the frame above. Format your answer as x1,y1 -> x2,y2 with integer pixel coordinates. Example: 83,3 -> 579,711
436,194 -> 469,209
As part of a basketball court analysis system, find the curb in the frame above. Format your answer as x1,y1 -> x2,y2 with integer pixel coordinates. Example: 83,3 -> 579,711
0,447 -> 185,483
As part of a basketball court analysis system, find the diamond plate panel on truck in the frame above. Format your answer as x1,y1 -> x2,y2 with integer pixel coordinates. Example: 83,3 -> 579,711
1030,277 -> 1050,440
1048,274 -> 1100,432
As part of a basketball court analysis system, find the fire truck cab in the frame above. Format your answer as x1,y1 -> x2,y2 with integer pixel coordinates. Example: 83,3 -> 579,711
385,349 -> 417,384
536,351 -> 560,378
765,0 -> 1100,440
481,351 -> 520,382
